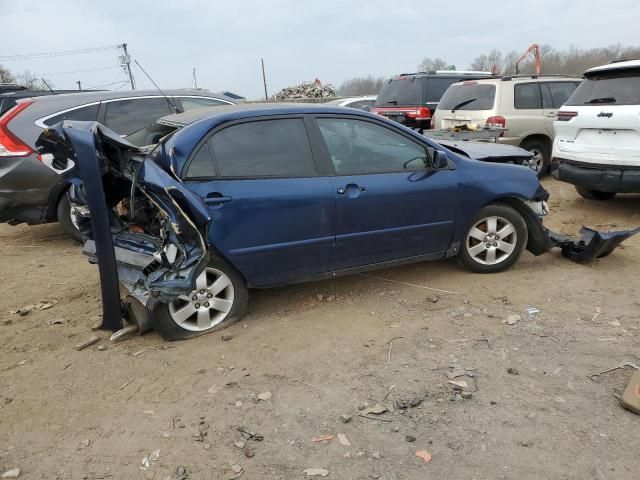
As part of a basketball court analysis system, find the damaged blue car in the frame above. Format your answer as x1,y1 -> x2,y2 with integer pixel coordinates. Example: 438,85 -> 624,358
34,104 -> 639,340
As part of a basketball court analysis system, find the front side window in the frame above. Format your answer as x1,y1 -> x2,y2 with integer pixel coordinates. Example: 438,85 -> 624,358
179,97 -> 229,111
210,118 -> 316,177
514,83 -> 542,109
103,98 -> 173,136
186,141 -> 217,178
317,118 -> 429,175
43,104 -> 100,126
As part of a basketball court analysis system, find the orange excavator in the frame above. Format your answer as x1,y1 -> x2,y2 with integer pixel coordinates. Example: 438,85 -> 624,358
515,44 -> 541,75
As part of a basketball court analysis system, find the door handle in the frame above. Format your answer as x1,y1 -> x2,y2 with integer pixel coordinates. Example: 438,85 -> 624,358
204,193 -> 232,205
545,112 -> 557,118
337,184 -> 366,197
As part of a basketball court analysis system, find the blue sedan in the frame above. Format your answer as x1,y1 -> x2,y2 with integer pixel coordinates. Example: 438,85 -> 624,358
36,104 -> 566,340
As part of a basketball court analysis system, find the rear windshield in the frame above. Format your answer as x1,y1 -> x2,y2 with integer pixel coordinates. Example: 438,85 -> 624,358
375,77 -> 423,106
566,70 -> 640,106
437,83 -> 496,111
424,77 -> 464,103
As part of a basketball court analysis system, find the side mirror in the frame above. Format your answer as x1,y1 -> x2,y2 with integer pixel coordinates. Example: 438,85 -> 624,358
432,150 -> 449,169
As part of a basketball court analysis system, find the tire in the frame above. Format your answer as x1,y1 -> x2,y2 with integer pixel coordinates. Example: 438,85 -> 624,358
457,204 -> 528,274
152,255 -> 249,341
575,185 -> 617,201
520,138 -> 551,178
56,194 -> 83,243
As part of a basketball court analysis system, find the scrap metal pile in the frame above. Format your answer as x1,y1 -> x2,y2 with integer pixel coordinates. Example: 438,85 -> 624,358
272,78 -> 336,100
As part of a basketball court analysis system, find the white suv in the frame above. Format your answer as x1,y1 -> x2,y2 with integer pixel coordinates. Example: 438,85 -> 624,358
552,60 -> 640,200
433,75 -> 581,176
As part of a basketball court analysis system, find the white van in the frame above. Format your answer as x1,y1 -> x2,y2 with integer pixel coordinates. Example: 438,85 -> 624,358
552,59 -> 640,199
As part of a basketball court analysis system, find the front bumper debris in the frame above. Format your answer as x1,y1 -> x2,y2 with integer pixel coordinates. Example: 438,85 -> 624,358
548,226 -> 640,263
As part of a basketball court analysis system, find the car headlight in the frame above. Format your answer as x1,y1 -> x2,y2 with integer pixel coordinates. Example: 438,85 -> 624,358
524,200 -> 549,217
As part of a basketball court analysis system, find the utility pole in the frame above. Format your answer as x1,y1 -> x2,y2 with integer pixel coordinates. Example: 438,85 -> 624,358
192,67 -> 198,89
76,80 -> 81,90
261,58 -> 268,100
121,43 -> 136,90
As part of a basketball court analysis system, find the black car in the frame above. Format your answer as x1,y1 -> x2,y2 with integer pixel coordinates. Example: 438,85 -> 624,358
372,71 -> 494,130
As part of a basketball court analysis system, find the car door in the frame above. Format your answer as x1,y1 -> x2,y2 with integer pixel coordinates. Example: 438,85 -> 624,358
313,115 -> 459,271
511,82 -> 545,138
542,81 -> 581,136
182,116 -> 335,287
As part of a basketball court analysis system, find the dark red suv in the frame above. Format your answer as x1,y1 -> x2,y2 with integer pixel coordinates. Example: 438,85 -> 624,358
372,71 -> 494,131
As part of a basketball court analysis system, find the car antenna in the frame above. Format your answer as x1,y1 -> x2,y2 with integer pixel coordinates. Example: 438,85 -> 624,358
133,60 -> 179,113
41,78 -> 55,94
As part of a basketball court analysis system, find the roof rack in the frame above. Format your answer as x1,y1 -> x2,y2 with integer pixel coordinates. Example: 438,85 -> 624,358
500,73 -> 583,81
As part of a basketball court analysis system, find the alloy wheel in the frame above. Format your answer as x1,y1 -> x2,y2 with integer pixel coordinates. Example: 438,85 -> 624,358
465,216 -> 518,266
168,267 -> 235,332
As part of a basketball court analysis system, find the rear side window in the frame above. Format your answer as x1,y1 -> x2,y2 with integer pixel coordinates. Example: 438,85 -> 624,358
179,97 -> 229,111
375,77 -> 423,106
437,83 -> 496,111
514,83 -> 542,109
424,77 -> 461,103
544,82 -> 580,109
186,141 -> 217,178
43,104 -> 100,126
0,98 -> 17,117
103,98 -> 173,136
566,71 -> 640,106
210,118 -> 316,178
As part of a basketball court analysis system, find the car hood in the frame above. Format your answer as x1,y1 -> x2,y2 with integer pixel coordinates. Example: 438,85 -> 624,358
437,140 -> 532,162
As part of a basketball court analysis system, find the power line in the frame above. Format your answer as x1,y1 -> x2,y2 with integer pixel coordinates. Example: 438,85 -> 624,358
0,44 -> 121,61
40,66 -> 121,77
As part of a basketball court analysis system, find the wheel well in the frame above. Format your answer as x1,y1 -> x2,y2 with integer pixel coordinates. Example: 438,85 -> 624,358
520,134 -> 551,151
45,182 -> 70,221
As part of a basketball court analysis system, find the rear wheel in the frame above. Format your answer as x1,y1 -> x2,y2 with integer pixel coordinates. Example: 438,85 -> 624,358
56,194 -> 83,243
575,185 -> 617,201
457,204 -> 528,273
152,256 -> 248,341
520,139 -> 550,178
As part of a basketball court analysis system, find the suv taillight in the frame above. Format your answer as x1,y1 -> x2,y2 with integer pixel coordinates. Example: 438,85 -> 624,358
485,115 -> 506,128
0,100 -> 34,157
557,111 -> 578,121
406,107 -> 431,120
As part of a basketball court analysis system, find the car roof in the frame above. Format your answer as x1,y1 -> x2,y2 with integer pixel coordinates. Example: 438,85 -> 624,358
21,88 -> 235,105
585,59 -> 640,76
326,96 -> 377,105
449,75 -> 581,85
158,102 -> 359,127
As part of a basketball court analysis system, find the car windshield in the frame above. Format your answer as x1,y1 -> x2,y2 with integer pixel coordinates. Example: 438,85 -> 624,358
375,77 -> 422,106
565,70 -> 640,106
438,83 -> 496,111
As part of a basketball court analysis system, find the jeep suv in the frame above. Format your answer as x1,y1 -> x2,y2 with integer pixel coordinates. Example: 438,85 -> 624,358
432,75 -> 582,176
552,60 -> 640,199
371,71 -> 493,131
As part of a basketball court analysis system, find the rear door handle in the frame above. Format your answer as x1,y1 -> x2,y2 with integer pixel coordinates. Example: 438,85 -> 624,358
204,193 -> 232,205
545,112 -> 557,118
337,184 -> 366,197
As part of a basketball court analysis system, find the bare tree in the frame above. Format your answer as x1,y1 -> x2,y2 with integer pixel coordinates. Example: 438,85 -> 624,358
417,57 -> 448,72
0,65 -> 16,83
338,75 -> 387,96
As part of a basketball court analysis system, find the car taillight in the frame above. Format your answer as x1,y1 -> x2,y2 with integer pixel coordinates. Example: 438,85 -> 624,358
406,107 -> 431,120
557,111 -> 578,121
485,115 -> 506,128
0,100 -> 34,157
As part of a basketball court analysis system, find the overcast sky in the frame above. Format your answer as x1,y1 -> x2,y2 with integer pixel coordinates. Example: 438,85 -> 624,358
2,0 -> 639,99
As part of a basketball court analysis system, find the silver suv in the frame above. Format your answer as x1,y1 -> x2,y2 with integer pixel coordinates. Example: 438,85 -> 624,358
432,75 -> 581,176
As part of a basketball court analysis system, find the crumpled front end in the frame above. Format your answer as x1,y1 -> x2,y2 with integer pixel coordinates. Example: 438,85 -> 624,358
35,121 -> 210,332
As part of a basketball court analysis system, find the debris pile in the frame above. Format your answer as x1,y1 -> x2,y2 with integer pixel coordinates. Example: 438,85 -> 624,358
272,79 -> 336,100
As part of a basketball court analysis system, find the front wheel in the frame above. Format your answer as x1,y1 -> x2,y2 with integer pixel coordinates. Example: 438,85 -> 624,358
152,256 -> 248,341
575,185 -> 616,201
57,194 -> 83,243
457,204 -> 528,274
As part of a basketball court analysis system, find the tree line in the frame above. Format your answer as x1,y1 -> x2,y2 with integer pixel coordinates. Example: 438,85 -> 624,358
338,44 -> 640,96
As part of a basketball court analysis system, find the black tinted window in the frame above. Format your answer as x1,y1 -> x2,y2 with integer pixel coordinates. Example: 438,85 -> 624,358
210,119 -> 315,177
179,97 -> 228,111
318,118 -> 429,175
425,78 -> 460,103
375,77 -> 422,106
514,83 -> 542,109
566,71 -> 640,106
546,82 -> 580,108
437,83 -> 496,110
0,98 -> 17,116
186,141 -> 216,178
43,104 -> 99,126
104,98 -> 173,136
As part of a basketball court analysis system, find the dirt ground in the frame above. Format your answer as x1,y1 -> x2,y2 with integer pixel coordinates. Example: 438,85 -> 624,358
1,178 -> 639,480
